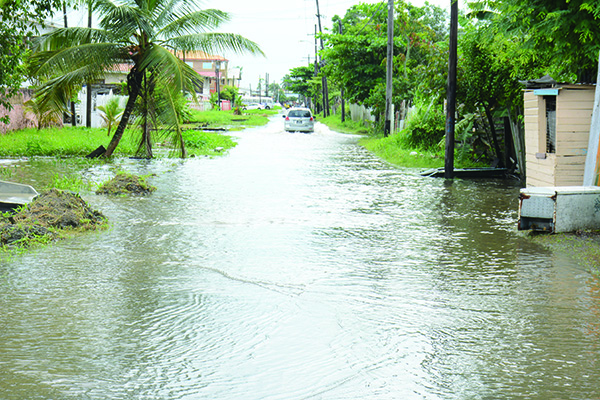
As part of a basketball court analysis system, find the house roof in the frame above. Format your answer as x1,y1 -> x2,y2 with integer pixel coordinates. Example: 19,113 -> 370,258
173,51 -> 228,62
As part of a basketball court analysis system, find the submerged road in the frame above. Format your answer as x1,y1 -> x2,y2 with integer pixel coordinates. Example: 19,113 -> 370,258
1,116 -> 599,399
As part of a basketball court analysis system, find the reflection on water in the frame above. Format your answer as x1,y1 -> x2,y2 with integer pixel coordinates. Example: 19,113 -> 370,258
1,118 -> 600,399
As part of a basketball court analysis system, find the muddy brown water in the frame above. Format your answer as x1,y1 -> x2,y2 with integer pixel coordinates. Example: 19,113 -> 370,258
1,116 -> 600,399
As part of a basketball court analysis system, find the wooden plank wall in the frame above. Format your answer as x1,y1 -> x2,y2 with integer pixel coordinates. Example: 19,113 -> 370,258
555,88 -> 594,186
524,87 -> 595,187
524,91 -> 555,187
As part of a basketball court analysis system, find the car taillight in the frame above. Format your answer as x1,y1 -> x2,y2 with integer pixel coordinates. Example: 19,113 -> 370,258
285,116 -> 290,120
310,117 -> 313,121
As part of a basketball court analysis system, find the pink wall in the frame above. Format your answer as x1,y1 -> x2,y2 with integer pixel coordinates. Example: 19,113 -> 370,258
0,90 -> 37,134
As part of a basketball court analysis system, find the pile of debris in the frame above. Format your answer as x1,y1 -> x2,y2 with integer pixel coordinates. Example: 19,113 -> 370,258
96,173 -> 156,196
0,189 -> 106,247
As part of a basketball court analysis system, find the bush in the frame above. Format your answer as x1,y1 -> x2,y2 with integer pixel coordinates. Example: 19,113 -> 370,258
398,99 -> 445,151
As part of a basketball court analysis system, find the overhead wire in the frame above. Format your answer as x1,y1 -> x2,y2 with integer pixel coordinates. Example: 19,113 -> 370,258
353,0 -> 387,36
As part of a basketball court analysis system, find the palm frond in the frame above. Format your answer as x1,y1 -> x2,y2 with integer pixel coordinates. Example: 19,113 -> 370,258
154,86 -> 186,158
166,33 -> 265,56
158,9 -> 231,38
31,43 -> 127,81
95,0 -> 152,39
32,27 -> 116,52
137,45 -> 202,94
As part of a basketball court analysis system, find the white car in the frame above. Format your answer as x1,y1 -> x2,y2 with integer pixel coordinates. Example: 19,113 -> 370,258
283,107 -> 315,133
243,103 -> 264,110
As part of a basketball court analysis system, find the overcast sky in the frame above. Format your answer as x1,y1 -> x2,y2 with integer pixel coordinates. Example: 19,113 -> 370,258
201,0 -> 453,89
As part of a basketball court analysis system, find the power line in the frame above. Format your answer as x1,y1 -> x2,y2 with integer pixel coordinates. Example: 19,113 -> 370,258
354,1 -> 387,36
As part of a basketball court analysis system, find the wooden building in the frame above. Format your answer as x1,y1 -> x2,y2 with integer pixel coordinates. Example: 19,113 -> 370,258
523,80 -> 595,187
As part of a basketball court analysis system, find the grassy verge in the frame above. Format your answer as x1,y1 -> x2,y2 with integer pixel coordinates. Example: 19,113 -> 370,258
181,129 -> 237,157
186,108 -> 279,131
0,127 -> 138,157
318,114 -> 372,135
360,135 -> 445,169
529,231 -> 600,270
0,107 -> 275,158
319,113 -> 487,170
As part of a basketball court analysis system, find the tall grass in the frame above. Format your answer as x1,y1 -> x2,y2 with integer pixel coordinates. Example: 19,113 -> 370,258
360,135 -> 445,169
46,173 -> 95,192
0,125 -> 241,158
186,109 -> 276,128
0,127 -> 138,157
181,129 -> 237,157
319,114 -> 372,135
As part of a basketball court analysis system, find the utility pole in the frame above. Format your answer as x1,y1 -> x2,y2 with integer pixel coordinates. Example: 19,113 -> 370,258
86,2 -> 92,127
315,0 -> 330,116
384,0 -> 394,137
215,61 -> 221,109
444,0 -> 458,179
265,73 -> 269,98
339,20 -> 345,123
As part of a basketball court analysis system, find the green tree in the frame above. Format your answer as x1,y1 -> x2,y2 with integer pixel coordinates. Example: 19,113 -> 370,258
30,0 -> 263,157
283,66 -> 316,106
0,0 -> 61,124
321,1 -> 448,121
212,85 -> 240,107
471,0 -> 600,81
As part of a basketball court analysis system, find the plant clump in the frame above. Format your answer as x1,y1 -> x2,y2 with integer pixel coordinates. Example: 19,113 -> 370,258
1,189 -> 107,248
96,173 -> 156,196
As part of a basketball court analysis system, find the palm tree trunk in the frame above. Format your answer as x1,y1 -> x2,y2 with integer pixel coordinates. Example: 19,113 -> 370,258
104,68 -> 143,157
136,70 -> 153,158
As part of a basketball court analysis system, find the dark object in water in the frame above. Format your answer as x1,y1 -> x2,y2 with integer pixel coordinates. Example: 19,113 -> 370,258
86,145 -> 106,158
421,167 -> 508,179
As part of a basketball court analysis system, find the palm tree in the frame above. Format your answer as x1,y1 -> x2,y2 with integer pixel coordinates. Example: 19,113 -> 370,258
97,96 -> 124,136
30,0 -> 263,157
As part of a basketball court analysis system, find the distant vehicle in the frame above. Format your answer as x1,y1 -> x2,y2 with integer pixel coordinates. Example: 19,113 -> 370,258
262,102 -> 275,110
243,103 -> 264,110
283,107 -> 315,133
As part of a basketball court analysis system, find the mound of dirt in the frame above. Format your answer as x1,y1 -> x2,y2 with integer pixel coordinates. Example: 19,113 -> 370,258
0,189 -> 106,247
96,173 -> 156,196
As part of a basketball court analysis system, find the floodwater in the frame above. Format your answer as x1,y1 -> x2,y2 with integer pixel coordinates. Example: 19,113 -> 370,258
1,116 -> 600,399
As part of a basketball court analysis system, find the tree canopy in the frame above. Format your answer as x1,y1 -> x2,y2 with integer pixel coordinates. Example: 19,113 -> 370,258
30,0 -> 263,157
0,0 -> 61,123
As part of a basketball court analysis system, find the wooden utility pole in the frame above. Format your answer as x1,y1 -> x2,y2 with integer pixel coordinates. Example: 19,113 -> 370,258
315,0 -> 330,116
444,0 -> 458,179
384,0 -> 394,137
339,20 -> 346,123
265,73 -> 269,97
215,61 -> 221,109
86,3 -> 92,128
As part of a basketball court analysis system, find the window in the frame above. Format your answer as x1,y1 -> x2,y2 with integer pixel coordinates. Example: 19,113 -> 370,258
202,62 -> 212,69
545,96 -> 556,153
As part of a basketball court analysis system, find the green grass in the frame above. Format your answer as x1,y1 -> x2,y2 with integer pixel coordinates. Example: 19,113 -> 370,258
319,112 -> 487,170
360,135 -> 445,169
47,173 -> 96,192
0,127 -> 138,157
0,110 -> 265,158
186,108 -> 277,130
318,114 -> 373,135
181,129 -> 237,157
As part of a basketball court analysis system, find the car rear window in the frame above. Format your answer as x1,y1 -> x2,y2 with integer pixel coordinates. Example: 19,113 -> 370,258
289,110 -> 312,118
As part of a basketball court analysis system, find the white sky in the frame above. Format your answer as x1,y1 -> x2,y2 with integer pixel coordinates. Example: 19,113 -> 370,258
202,0 -> 452,89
